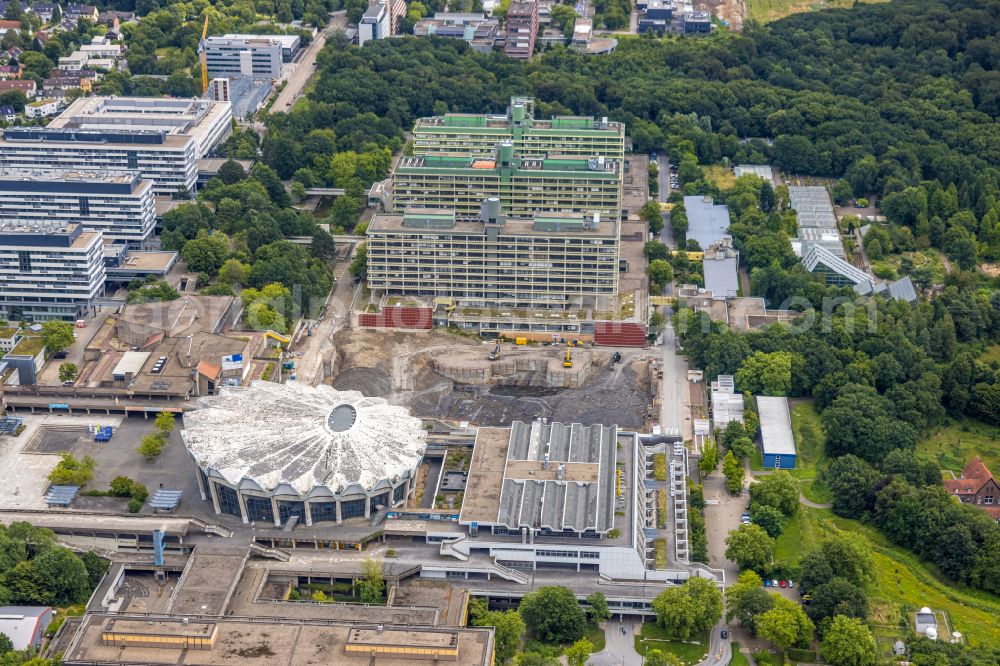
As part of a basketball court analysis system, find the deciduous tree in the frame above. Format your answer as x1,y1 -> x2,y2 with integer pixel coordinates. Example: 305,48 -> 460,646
518,586 -> 587,644
724,524 -> 773,572
650,577 -> 723,640
820,616 -> 877,666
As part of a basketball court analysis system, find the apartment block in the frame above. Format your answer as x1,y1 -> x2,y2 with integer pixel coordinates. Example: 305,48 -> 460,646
390,142 -> 622,220
0,169 -> 156,247
0,97 -> 232,194
505,0 -> 538,58
413,97 -> 625,160
0,222 -> 105,321
204,36 -> 283,80
366,200 -> 619,308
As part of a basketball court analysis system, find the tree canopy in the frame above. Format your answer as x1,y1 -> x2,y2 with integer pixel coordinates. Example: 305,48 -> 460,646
518,586 -> 587,645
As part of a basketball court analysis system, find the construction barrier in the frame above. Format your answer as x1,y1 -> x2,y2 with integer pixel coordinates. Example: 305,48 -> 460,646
358,306 -> 433,330
593,322 -> 646,347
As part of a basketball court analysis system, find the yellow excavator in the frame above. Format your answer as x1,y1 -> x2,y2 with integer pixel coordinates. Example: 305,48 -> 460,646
199,16 -> 209,93
563,347 -> 573,368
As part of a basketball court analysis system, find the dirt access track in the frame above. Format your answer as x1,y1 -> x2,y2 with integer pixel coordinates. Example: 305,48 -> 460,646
329,329 -> 657,429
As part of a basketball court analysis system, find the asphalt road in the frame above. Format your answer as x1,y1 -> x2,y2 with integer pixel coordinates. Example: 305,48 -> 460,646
702,625 -> 733,666
589,618 -> 643,666
658,314 -> 689,440
656,150 -> 675,248
292,239 -> 359,385
272,11 -> 347,113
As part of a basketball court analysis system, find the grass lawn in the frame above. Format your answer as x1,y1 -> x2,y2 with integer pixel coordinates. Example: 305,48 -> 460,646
773,507 -> 1000,647
729,644 -> 749,666
585,622 -> 606,652
787,401 -> 832,504
872,248 -> 948,283
772,507 -> 823,566
746,0 -> 889,23
703,165 -> 736,190
634,624 -> 710,665
916,418 -> 1000,476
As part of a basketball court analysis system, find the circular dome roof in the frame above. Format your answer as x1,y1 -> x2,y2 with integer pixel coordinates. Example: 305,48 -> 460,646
181,382 -> 427,495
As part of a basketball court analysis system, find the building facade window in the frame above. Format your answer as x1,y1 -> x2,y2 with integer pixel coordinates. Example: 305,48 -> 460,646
245,495 -> 274,523
215,483 -> 241,518
277,500 -> 305,524
341,497 -> 366,519
310,501 -> 337,523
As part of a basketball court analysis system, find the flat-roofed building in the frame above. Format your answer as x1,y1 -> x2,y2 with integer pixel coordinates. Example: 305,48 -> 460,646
0,97 -> 233,194
367,201 -> 619,308
412,97 -> 625,160
203,35 -> 283,80
0,169 -> 156,247
756,396 -> 796,469
0,222 -> 105,321
220,33 -> 301,61
62,614 -> 495,665
505,0 -> 538,58
684,195 -> 731,250
391,142 -> 622,220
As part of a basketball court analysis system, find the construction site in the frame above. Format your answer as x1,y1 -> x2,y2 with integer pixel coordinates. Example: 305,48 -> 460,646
328,328 -> 659,429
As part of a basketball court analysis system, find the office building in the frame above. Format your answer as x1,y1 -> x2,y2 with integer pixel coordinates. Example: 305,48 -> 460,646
367,201 -> 619,308
0,169 -> 156,247
412,97 -> 625,160
358,0 -> 405,44
0,97 -> 233,194
504,1 -> 538,58
220,33 -> 301,61
390,142 -> 622,220
0,222 -> 105,321
204,35 -> 283,80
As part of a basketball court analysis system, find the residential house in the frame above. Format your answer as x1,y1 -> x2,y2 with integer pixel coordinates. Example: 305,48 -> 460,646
98,10 -> 134,25
5,46 -> 21,59
64,3 -> 99,22
44,75 -> 91,92
943,457 -> 1000,522
0,64 -> 20,79
0,79 -> 34,97
24,97 -> 59,118
0,104 -> 15,122
0,19 -> 22,36
29,2 -> 56,21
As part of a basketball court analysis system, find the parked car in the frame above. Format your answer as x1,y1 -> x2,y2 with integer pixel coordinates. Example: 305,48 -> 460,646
764,579 -> 772,587
779,580 -> 787,588
787,580 -> 795,588
721,629 -> 729,640
740,513 -> 751,524
771,579 -> 779,587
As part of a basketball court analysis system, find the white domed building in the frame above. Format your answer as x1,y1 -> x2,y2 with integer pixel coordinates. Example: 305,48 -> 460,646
182,382 -> 428,527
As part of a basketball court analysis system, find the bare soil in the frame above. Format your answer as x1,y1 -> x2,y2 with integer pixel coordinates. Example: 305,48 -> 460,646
329,329 -> 655,429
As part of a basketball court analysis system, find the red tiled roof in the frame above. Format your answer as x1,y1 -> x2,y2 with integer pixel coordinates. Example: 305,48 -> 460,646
944,456 -> 996,497
961,456 -> 993,483
943,478 -> 979,495
0,20 -> 21,29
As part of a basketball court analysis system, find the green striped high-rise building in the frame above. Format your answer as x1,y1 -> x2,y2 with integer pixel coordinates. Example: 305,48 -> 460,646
412,97 -> 625,161
390,141 -> 622,220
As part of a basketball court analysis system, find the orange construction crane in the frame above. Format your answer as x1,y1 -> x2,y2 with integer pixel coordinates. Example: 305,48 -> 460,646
199,16 -> 209,93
